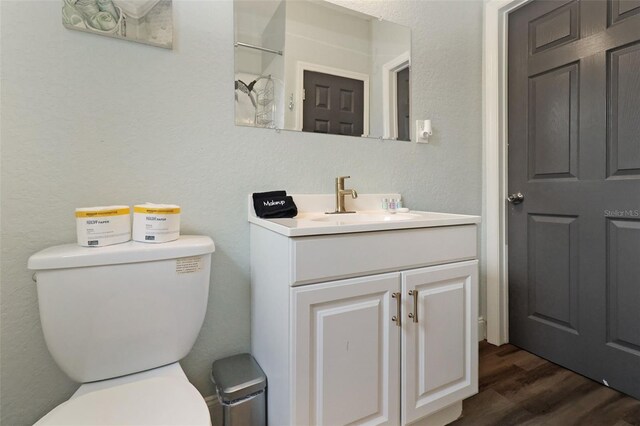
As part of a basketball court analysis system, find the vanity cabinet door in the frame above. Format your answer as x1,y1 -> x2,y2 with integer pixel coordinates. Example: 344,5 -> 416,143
401,261 -> 478,425
291,273 -> 401,426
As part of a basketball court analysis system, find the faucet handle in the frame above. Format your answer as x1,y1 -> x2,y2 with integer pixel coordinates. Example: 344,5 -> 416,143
336,175 -> 351,183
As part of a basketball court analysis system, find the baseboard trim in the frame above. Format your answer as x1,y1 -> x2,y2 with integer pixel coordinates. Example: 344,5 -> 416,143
478,316 -> 487,341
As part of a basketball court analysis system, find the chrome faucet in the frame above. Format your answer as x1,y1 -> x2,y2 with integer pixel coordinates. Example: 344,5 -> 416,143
327,176 -> 358,214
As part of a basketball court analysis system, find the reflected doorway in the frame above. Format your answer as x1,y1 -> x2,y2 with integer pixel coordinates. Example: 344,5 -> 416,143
301,69 -> 366,137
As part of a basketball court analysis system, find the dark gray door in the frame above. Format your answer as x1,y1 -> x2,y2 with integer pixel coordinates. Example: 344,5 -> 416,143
396,67 -> 410,141
302,70 -> 364,136
508,0 -> 640,399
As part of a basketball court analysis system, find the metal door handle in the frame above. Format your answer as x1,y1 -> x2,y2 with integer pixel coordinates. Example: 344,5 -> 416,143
391,292 -> 401,327
507,192 -> 525,204
408,290 -> 418,323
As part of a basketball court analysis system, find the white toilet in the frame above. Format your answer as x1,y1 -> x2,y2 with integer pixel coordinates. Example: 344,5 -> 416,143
28,235 -> 215,425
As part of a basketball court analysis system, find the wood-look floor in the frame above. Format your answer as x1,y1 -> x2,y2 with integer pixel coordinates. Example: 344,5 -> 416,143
451,341 -> 640,426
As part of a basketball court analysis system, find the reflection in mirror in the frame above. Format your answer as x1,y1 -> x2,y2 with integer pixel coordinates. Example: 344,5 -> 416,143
234,0 -> 411,141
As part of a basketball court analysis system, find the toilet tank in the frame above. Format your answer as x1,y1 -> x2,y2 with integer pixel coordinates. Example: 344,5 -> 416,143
28,235 -> 215,383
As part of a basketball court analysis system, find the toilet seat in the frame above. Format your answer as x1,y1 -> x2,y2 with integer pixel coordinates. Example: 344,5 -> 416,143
35,374 -> 211,426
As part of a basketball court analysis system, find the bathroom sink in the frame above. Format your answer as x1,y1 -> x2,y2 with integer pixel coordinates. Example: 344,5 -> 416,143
248,194 -> 481,237
309,212 -> 422,224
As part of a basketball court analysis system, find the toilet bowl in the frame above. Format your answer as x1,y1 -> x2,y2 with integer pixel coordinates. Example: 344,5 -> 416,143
35,363 -> 210,426
28,236 -> 215,425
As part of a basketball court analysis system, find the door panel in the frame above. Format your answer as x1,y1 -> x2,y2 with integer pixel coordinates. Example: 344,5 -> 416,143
509,0 -> 640,399
618,0 -> 640,15
608,42 -> 640,177
609,0 -> 640,25
527,214 -> 579,332
529,0 -> 579,54
401,261 -> 478,424
420,284 -> 465,391
291,273 -> 400,426
528,62 -> 579,179
607,219 -> 640,353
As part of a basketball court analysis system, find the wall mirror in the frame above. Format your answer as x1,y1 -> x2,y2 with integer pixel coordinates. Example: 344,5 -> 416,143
234,0 -> 412,141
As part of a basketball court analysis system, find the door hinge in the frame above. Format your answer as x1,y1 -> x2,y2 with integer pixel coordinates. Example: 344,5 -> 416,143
302,89 -> 306,101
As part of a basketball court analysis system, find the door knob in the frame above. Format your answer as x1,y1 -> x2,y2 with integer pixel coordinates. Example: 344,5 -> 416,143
507,193 -> 525,204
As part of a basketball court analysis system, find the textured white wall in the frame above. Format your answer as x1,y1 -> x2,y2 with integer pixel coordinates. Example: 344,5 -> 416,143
0,0 -> 483,424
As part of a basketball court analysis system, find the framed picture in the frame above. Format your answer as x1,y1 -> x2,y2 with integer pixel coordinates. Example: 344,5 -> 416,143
62,0 -> 173,49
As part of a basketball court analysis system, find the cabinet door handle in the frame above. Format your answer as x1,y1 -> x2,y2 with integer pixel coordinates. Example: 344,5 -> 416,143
408,290 -> 418,323
391,292 -> 401,327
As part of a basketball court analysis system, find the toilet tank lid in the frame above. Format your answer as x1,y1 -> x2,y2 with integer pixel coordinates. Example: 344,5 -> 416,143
28,235 -> 215,270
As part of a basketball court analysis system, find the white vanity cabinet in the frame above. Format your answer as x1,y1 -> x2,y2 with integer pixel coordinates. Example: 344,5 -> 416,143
250,220 -> 478,426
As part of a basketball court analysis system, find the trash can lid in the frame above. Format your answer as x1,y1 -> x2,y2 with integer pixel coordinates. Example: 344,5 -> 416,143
211,353 -> 267,402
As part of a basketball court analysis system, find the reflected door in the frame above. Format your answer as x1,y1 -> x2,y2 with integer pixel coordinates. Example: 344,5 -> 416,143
302,70 -> 364,136
508,0 -> 640,399
396,67 -> 410,142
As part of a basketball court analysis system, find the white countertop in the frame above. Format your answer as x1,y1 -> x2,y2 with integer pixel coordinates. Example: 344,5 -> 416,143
248,194 -> 480,237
